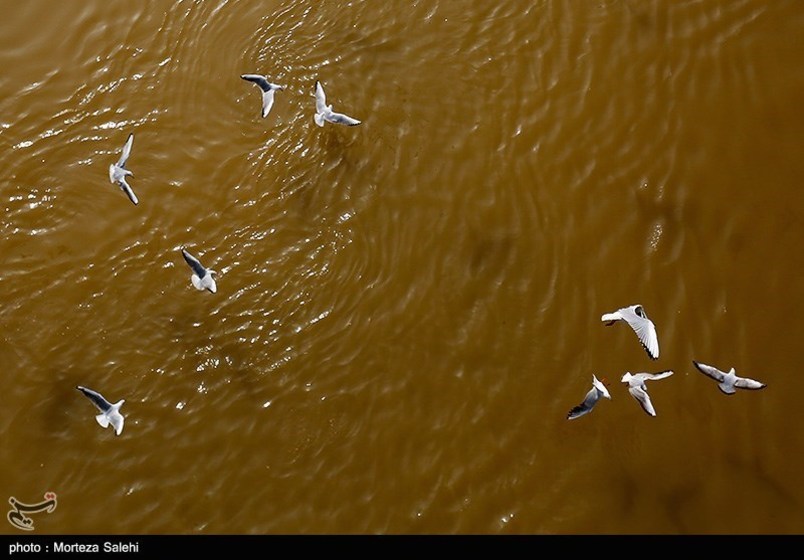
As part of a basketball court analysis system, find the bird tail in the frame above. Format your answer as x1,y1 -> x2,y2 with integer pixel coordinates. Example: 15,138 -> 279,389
95,414 -> 110,428
314,113 -> 325,127
718,382 -> 737,395
601,312 -> 619,323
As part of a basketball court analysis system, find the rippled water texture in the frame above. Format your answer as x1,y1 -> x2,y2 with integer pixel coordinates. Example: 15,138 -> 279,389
1,0 -> 803,534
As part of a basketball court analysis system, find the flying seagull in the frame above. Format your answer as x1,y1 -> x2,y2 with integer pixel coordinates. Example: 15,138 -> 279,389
567,374 -> 611,420
76,386 -> 125,436
692,360 -> 766,394
240,74 -> 284,118
314,80 -> 361,127
181,247 -> 217,293
601,304 -> 659,360
108,133 -> 138,205
621,370 -> 673,417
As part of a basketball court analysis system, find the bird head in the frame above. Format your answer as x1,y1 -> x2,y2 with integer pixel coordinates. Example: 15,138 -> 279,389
592,375 -> 611,399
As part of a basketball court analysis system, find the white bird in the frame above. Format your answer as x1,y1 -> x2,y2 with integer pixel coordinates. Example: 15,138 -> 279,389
240,74 -> 284,118
567,374 -> 611,420
76,386 -> 125,436
314,80 -> 361,127
601,304 -> 659,360
621,370 -> 674,417
108,133 -> 138,205
181,247 -> 217,293
692,360 -> 766,395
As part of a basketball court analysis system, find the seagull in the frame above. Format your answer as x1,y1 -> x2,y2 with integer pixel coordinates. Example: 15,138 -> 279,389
108,133 -> 138,205
621,370 -> 673,416
240,74 -> 284,118
76,386 -> 125,436
314,80 -> 361,127
567,374 -> 611,420
601,304 -> 659,360
692,360 -> 766,394
181,247 -> 217,293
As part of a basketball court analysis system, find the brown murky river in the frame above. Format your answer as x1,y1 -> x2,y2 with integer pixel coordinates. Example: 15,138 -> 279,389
1,0 -> 803,534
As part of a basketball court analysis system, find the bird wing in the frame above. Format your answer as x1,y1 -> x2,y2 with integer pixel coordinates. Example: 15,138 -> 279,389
567,387 -> 600,420
326,111 -> 361,126
692,361 -> 726,383
734,376 -> 766,390
182,248 -> 207,278
638,370 -> 674,382
118,178 -> 139,205
117,133 -> 134,168
628,384 -> 656,416
203,275 -> 217,294
108,411 -> 125,436
624,309 -> 659,360
261,89 -> 276,118
315,81 -> 328,114
241,74 -> 271,91
77,386 -> 111,413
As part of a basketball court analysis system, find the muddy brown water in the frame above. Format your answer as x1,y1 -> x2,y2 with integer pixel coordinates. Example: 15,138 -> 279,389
1,0 -> 803,534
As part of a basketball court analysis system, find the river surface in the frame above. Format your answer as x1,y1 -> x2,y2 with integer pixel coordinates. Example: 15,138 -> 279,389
1,0 -> 803,534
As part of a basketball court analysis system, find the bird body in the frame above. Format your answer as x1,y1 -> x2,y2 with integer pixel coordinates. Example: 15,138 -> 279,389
567,374 -> 611,420
621,370 -> 673,416
602,304 -> 659,360
76,386 -> 125,436
181,247 -> 217,293
241,74 -> 284,118
109,133 -> 138,205
692,361 -> 766,394
314,80 -> 361,126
